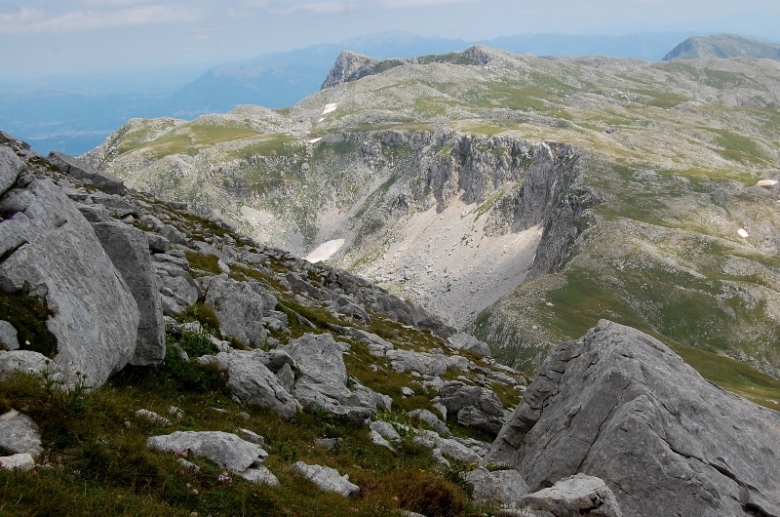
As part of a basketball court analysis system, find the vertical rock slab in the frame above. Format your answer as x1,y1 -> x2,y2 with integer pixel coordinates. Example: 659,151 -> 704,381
0,176 -> 139,388
92,222 -> 165,366
47,151 -> 125,195
487,320 -> 780,517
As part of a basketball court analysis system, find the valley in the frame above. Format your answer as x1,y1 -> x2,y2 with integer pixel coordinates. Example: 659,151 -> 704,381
84,46 -> 780,385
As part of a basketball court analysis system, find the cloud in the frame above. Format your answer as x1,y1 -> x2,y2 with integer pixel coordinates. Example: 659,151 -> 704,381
0,3 -> 202,34
380,0 -> 476,7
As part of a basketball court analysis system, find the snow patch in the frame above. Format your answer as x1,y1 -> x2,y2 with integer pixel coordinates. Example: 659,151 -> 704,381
305,239 -> 345,263
308,137 -> 322,144
738,228 -> 750,238
322,103 -> 338,115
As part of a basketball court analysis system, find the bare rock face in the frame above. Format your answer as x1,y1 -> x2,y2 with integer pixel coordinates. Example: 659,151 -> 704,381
0,169 -> 139,388
320,50 -> 379,90
92,222 -> 165,366
487,320 -> 780,517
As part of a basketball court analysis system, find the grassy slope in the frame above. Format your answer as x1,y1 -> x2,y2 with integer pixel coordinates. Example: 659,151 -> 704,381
0,192 -> 522,516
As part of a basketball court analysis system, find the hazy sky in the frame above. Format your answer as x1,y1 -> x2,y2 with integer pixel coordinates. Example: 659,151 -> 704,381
2,0 -> 779,80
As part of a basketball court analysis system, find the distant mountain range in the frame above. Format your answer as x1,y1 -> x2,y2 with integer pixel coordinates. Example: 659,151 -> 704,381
663,34 -> 780,61
5,30 -> 779,156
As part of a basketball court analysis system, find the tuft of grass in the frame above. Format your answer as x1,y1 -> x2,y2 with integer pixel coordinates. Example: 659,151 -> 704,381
184,251 -> 222,276
178,303 -> 221,333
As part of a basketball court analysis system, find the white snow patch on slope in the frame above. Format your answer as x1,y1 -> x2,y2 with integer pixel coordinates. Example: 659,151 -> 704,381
305,239 -> 345,263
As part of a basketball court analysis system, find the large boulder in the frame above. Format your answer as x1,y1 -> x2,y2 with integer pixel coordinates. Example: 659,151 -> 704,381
289,461 -> 360,498
487,320 -> 780,517
284,333 -> 390,423
198,350 -> 298,419
0,173 -> 139,388
147,431 -> 267,472
515,474 -> 622,517
198,276 -> 276,347
435,381 -> 506,435
92,222 -> 165,366
464,467 -> 530,508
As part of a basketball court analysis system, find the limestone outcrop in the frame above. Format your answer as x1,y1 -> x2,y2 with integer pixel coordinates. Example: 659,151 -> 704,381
488,320 -> 780,517
0,158 -> 139,387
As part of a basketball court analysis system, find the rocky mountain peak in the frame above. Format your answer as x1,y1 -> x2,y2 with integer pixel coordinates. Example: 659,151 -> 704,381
320,50 -> 379,89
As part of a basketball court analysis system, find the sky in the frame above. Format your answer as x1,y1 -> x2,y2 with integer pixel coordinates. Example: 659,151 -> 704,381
2,0 -> 780,81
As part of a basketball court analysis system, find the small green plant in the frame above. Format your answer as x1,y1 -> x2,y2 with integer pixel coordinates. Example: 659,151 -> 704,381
179,302 -> 221,332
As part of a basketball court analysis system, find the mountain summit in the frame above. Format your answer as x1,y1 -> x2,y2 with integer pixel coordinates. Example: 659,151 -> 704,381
663,34 -> 780,61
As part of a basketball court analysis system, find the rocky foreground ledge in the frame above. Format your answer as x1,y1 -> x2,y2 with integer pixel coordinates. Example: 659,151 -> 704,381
0,131 -> 779,516
489,320 -> 780,517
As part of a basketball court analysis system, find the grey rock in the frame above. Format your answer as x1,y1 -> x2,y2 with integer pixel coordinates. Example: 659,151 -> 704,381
0,351 -> 64,383
199,276 -> 276,347
289,461 -> 360,498
0,178 -> 139,387
368,429 -> 396,453
145,232 -> 169,254
0,321 -> 19,350
435,381 -> 505,435
135,409 -> 172,427
237,429 -> 264,447
147,431 -> 268,472
369,420 -> 401,441
88,192 -> 141,218
315,437 -> 343,450
488,320 -> 780,517
276,363 -> 295,392
0,410 -> 43,459
92,222 -> 165,366
458,406 -> 505,435
0,146 -> 23,196
159,224 -> 188,246
386,349 -> 469,376
447,332 -> 491,357
239,465 -> 280,486
464,467 -> 530,507
200,351 -> 298,419
516,474 -> 622,517
407,409 -> 449,434
47,151 -> 125,195
0,453 -> 35,472
344,328 -> 393,356
158,271 -> 198,314
413,430 -> 482,464
176,458 -> 200,473
285,333 -> 389,422
77,204 -> 110,222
